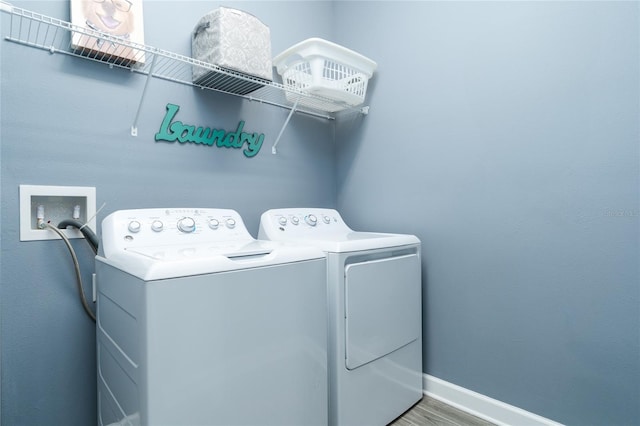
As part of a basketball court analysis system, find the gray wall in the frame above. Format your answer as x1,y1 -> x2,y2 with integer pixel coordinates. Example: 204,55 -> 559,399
334,2 -> 639,426
1,1 -> 336,425
1,1 -> 639,426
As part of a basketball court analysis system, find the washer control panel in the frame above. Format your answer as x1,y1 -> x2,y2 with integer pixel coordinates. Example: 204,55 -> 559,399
101,208 -> 253,257
259,208 -> 353,239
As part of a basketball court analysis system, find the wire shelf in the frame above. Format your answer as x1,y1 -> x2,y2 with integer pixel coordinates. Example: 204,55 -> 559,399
0,1 -> 361,123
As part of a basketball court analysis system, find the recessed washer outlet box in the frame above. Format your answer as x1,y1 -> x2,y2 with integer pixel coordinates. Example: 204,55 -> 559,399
19,185 -> 97,242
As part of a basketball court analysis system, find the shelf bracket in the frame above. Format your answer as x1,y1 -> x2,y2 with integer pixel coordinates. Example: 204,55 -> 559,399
131,52 -> 158,137
271,98 -> 300,155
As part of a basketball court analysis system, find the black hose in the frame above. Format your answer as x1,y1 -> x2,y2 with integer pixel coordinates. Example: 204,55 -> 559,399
44,223 -> 96,323
57,219 -> 99,254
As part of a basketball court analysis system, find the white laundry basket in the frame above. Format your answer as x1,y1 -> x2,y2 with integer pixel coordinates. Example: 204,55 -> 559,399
273,38 -> 377,112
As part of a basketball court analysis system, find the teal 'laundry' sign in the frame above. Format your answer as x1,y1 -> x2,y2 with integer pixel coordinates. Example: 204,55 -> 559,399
155,103 -> 265,158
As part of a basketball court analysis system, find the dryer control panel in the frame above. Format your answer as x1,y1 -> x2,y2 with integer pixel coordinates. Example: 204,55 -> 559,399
101,208 -> 253,258
259,208 -> 420,253
259,208 -> 352,237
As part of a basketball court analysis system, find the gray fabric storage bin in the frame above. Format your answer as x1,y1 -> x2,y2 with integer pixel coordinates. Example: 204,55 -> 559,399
191,7 -> 272,95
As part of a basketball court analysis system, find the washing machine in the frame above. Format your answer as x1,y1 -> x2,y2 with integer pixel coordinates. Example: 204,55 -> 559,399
259,208 -> 422,426
95,208 -> 328,426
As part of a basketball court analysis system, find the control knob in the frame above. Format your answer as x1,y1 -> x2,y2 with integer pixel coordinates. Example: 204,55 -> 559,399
128,220 -> 141,233
177,217 -> 196,233
291,216 -> 300,225
278,217 -> 288,226
151,220 -> 164,232
225,218 -> 236,229
322,215 -> 331,224
305,214 -> 318,226
208,219 -> 220,230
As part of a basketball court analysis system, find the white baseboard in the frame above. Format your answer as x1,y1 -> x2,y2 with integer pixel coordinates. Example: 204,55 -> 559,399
423,374 -> 564,426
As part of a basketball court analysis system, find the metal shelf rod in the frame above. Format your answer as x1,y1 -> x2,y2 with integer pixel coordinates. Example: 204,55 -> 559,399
272,98 -> 300,155
131,53 -> 159,137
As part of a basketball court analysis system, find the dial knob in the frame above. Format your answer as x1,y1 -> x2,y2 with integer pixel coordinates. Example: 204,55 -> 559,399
278,217 -> 288,226
208,219 -> 220,230
305,214 -> 318,226
151,220 -> 164,232
128,220 -> 141,233
225,218 -> 236,229
322,215 -> 331,224
177,217 -> 196,233
291,216 -> 300,225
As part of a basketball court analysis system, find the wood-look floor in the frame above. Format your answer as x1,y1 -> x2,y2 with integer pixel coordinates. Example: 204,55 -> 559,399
390,396 -> 496,426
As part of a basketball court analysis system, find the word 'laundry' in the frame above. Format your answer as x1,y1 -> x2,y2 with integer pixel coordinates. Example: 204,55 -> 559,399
155,103 -> 264,158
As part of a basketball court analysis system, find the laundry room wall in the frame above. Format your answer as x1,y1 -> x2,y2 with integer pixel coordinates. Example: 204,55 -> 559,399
333,2 -> 639,426
0,1 -> 336,425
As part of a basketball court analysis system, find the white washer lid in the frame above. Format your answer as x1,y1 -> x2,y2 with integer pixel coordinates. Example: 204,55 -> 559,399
126,240 -> 270,261
97,239 -> 325,281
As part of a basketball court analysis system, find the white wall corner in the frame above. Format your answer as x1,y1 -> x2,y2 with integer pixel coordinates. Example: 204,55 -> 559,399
423,374 -> 565,426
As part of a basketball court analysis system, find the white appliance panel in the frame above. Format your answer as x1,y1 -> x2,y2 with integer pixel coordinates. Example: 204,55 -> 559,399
345,253 -> 421,370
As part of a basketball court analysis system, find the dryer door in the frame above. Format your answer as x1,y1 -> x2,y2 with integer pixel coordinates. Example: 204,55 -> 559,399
344,253 -> 421,370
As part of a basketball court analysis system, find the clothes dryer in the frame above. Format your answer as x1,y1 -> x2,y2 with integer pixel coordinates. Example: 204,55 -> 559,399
96,208 -> 328,426
259,208 -> 422,426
